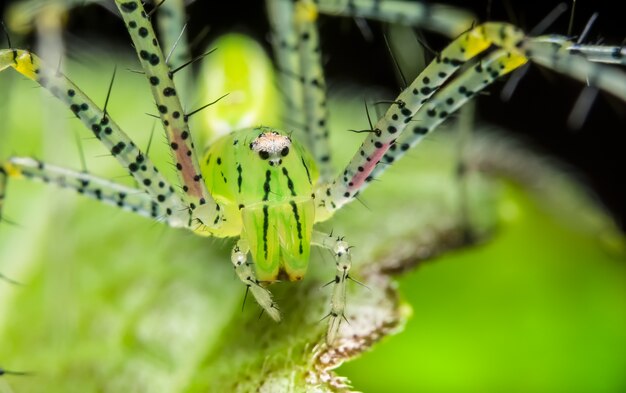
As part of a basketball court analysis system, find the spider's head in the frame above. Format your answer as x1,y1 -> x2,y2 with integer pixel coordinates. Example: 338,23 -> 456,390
249,130 -> 291,167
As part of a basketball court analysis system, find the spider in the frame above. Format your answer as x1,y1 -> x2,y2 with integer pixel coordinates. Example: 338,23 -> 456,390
0,0 -> 624,353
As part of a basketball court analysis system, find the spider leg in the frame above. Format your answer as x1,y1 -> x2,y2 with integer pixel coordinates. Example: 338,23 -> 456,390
156,0 -> 193,102
114,0 -> 221,227
266,0 -> 305,136
267,0 -> 334,180
315,0 -> 475,37
368,49 -> 521,181
0,49 -> 188,225
0,157 -> 186,227
313,22 -> 626,219
231,238 -> 281,322
533,37 -> 626,66
311,230 -> 352,345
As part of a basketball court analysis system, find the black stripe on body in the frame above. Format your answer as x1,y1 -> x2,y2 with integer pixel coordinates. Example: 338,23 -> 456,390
282,167 -> 296,197
300,157 -> 312,185
263,170 -> 271,201
237,164 -> 243,193
262,204 -> 269,259
289,201 -> 304,254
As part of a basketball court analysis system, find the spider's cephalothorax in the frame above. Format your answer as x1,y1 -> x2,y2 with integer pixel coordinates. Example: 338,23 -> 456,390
1,0 -> 624,344
200,127 -> 319,283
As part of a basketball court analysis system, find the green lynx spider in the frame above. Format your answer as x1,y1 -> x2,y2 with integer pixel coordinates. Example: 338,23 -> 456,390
1,0 -> 625,345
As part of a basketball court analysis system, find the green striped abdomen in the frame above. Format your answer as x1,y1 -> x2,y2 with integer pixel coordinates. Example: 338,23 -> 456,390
200,127 -> 319,281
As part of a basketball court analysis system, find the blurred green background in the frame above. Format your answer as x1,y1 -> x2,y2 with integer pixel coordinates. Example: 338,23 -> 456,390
1,1 -> 625,392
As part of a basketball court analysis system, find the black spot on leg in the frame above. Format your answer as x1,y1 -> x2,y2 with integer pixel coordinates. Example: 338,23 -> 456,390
163,87 -> 176,97
138,27 -> 149,38
111,142 -> 126,156
149,76 -> 160,85
120,2 -> 138,12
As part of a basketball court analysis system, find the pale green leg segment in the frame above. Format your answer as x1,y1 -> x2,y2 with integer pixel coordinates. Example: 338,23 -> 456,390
231,238 -> 281,321
266,0 -> 306,136
311,230 -> 352,344
535,36 -> 626,66
267,0 -> 334,180
295,1 -> 334,180
370,49 -> 517,180
157,0 -> 193,102
317,22 -> 626,216
114,0 -> 221,227
316,0 -> 475,37
0,49 -> 189,226
315,23 -> 513,214
525,40 -> 626,101
0,157 -> 178,225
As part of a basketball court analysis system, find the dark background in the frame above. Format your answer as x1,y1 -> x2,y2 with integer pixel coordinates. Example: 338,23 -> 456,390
1,0 -> 624,229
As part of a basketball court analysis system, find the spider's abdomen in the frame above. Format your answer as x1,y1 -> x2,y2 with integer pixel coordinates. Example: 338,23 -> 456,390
201,127 -> 319,281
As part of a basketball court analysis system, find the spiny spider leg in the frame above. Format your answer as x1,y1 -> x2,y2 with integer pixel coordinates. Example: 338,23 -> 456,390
524,39 -> 626,100
315,0 -> 475,37
0,158 -> 176,225
294,1 -> 333,179
314,22 -> 626,216
114,0 -> 221,227
0,49 -> 189,227
231,238 -> 281,321
267,0 -> 334,180
311,230 -> 352,344
370,49 -> 521,180
266,0 -> 306,136
156,0 -> 193,101
535,37 -> 626,66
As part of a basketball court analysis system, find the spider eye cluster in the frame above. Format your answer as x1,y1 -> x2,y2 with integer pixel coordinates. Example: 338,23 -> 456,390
249,130 -> 292,167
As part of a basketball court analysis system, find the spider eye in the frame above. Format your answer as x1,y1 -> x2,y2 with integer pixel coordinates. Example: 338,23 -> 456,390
259,151 -> 270,160
281,147 -> 289,157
